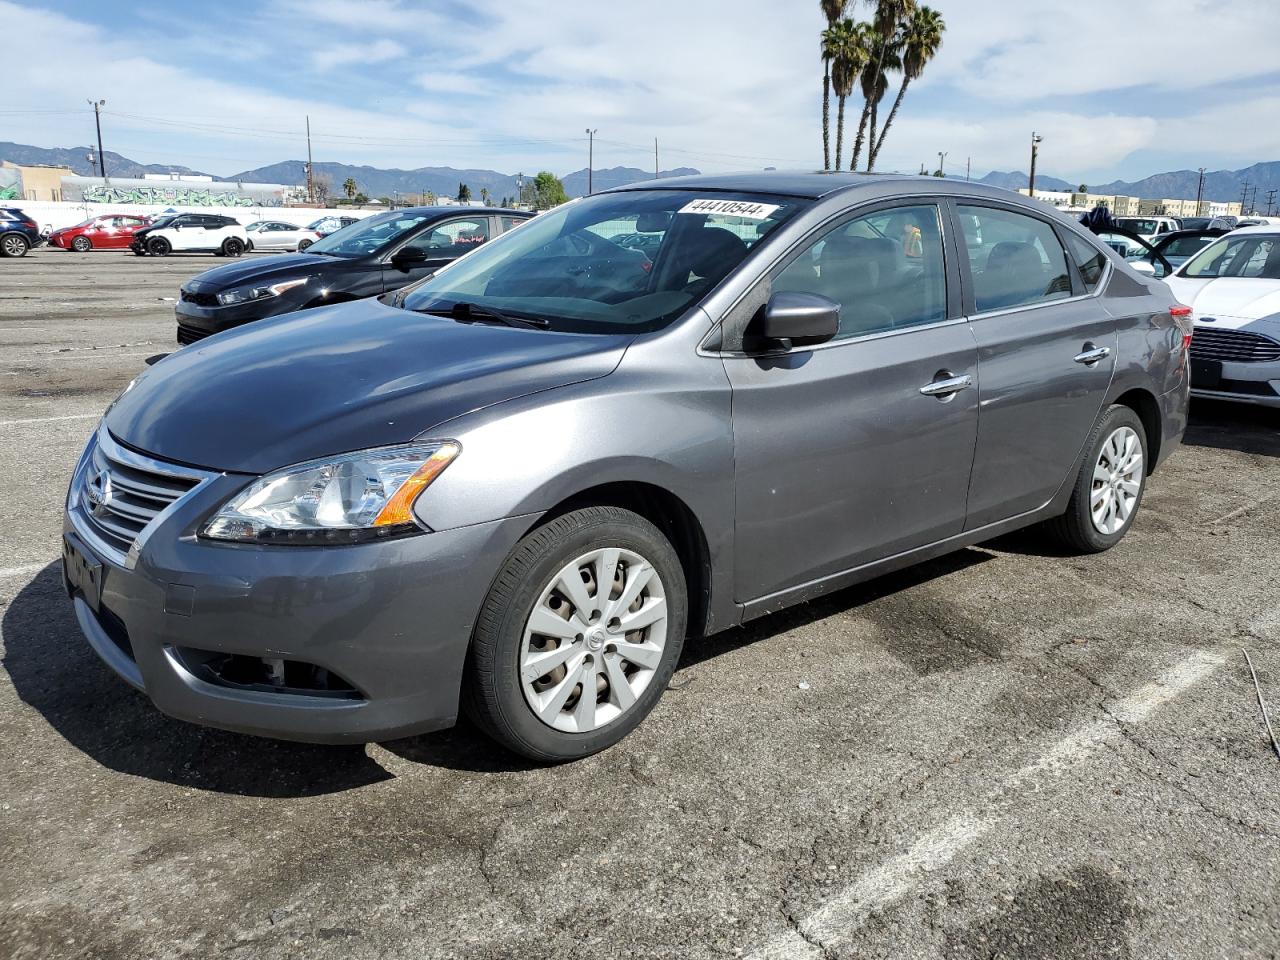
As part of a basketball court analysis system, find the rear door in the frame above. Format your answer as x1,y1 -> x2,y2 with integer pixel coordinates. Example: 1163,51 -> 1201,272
721,200 -> 979,602
951,202 -> 1118,529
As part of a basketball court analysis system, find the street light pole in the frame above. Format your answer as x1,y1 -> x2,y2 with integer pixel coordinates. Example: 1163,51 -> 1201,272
87,99 -> 106,178
937,151 -> 947,177
1028,132 -> 1043,199
585,128 -> 598,195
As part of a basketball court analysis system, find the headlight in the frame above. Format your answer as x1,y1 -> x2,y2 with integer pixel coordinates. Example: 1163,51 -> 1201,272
202,442 -> 460,544
216,277 -> 308,306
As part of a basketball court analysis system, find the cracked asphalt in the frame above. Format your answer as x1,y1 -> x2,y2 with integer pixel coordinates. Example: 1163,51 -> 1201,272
1,247 -> 1278,959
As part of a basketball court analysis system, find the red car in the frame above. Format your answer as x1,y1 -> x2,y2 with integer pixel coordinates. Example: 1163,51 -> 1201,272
49,214 -> 152,252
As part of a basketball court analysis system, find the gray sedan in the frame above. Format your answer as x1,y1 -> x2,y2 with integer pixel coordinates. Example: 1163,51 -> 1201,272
63,173 -> 1191,760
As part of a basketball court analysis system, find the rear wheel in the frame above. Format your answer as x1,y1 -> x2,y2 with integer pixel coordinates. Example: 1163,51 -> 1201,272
465,506 -> 687,761
71,235 -> 92,252
1,234 -> 30,258
1044,404 -> 1148,553
221,237 -> 245,257
147,236 -> 171,256
298,238 -> 313,251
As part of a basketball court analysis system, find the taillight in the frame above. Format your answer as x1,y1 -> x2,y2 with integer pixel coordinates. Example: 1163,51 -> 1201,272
1170,304 -> 1192,317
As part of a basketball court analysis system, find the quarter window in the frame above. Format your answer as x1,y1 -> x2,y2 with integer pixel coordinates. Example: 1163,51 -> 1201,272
771,204 -> 948,340
957,205 -> 1072,312
1064,232 -> 1107,292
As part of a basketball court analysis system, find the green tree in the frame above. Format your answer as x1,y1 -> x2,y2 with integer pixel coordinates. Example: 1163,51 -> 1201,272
818,0 -> 848,170
425,191 -> 437,204
1078,183 -> 1088,193
354,192 -> 369,204
343,177 -> 358,199
824,18 -> 871,171
869,5 -> 944,169
852,0 -> 914,171
457,182 -> 472,202
531,171 -> 569,210
480,187 -> 491,205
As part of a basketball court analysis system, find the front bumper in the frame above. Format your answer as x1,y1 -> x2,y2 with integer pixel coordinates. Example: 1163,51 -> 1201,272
63,430 -> 529,743
175,293 -> 308,344
1189,357 -> 1280,407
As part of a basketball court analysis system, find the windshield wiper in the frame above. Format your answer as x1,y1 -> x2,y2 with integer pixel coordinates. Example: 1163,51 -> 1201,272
421,301 -> 550,330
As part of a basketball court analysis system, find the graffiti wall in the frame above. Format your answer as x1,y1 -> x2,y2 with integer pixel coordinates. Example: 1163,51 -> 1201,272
81,184 -> 263,206
0,168 -> 19,201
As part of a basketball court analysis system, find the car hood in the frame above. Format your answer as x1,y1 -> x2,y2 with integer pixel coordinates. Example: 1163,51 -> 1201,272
183,253 -> 330,291
1166,276 -> 1280,329
106,298 -> 631,474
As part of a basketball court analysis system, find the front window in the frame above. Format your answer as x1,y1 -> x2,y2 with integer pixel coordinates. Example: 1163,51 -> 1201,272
1182,234 -> 1280,279
306,211 -> 434,257
399,190 -> 807,333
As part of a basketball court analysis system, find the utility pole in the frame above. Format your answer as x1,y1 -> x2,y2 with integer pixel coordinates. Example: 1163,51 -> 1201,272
1195,167 -> 1206,212
87,99 -> 106,178
585,129 -> 598,195
1266,189 -> 1277,217
305,115 -> 314,204
1239,179 -> 1249,214
654,137 -> 659,179
966,156 -> 971,182
1028,132 -> 1043,199
1250,186 -> 1259,215
937,151 -> 947,177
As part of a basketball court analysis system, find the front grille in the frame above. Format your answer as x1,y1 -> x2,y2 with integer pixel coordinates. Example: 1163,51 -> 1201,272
180,289 -> 219,307
1190,327 -> 1280,363
76,431 -> 209,562
177,322 -> 211,345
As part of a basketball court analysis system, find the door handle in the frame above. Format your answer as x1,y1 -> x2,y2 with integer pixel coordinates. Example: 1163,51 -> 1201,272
1074,344 -> 1111,365
919,373 -> 973,398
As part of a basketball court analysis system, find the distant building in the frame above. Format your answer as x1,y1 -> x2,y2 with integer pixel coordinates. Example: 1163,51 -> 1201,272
1017,187 -> 1241,219
1,161 -> 75,201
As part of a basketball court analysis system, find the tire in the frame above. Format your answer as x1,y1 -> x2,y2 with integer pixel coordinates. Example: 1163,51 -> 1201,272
0,233 -> 30,258
221,237 -> 245,257
148,236 -> 171,256
1044,404 -> 1148,553
465,506 -> 687,762
244,240 -> 254,252
71,235 -> 92,252
298,239 -> 313,251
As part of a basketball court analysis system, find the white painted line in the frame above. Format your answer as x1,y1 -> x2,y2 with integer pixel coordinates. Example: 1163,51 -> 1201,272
747,650 -> 1225,960
0,562 -> 50,579
0,413 -> 98,427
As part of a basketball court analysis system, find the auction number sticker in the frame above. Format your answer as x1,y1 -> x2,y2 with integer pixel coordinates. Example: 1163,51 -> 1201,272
677,198 -> 780,219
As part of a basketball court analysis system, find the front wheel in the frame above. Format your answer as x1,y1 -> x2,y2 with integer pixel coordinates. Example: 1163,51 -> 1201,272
465,506 -> 687,761
1044,404 -> 1148,553
71,236 -> 92,252
297,239 -> 313,251
147,236 -> 171,256
221,237 -> 245,257
0,234 -> 30,258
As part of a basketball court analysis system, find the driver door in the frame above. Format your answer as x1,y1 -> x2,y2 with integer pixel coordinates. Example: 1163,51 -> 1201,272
383,216 -> 490,290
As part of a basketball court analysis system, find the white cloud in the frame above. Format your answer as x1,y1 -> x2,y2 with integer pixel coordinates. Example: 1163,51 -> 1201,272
311,39 -> 405,69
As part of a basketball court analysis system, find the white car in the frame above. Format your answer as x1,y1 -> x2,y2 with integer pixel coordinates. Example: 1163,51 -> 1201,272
131,213 -> 249,257
1165,225 -> 1280,406
1115,216 -> 1180,241
245,220 -> 320,253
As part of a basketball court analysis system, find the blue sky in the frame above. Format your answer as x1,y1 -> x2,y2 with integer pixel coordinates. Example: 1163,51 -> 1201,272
4,0 -> 1279,183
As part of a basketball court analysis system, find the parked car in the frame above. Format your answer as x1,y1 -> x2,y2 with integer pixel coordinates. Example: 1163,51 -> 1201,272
48,214 -> 152,251
1164,225 -> 1280,406
0,206 -> 44,257
244,220 -> 320,253
1114,216 -> 1180,241
1148,228 -> 1228,271
64,174 -> 1190,760
174,206 -> 529,344
1176,216 -> 1212,231
130,214 -> 248,257
308,215 -> 360,237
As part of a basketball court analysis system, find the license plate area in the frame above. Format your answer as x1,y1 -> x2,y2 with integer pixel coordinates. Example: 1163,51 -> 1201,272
1191,358 -> 1222,389
63,531 -> 103,612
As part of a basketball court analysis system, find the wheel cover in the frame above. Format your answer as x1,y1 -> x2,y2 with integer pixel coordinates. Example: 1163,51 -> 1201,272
73,237 -> 90,251
1090,426 -> 1143,535
2,236 -> 24,255
519,547 -> 668,733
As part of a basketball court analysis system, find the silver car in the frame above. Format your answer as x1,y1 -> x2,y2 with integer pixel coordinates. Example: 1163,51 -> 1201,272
63,173 -> 1191,760
244,220 -> 319,252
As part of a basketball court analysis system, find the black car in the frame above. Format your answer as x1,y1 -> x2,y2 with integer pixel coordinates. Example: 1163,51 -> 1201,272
0,207 -> 45,258
175,206 -> 531,345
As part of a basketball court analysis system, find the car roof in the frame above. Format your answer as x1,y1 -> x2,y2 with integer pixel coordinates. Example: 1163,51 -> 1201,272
1226,224 -> 1280,236
359,205 -> 530,216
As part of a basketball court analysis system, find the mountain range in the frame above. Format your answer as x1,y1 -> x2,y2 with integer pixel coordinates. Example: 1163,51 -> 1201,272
4,140 -> 1277,205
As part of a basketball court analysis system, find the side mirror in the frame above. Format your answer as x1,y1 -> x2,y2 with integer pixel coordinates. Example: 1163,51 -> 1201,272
750,291 -> 840,349
391,247 -> 430,270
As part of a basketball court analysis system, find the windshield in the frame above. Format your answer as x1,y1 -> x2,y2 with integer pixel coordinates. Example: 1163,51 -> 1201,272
147,216 -> 176,230
306,211 -> 433,257
1182,233 -> 1280,279
399,190 -> 807,333
1117,218 -> 1159,235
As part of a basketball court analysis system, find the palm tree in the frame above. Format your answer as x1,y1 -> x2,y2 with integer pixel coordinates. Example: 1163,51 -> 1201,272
868,5 -> 944,169
824,19 -> 869,171
819,0 -> 848,170
851,0 -> 914,171
342,177 -> 357,199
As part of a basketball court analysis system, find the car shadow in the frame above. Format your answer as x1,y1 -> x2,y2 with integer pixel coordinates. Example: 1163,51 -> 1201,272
1183,399 -> 1280,458
2,563 -> 394,797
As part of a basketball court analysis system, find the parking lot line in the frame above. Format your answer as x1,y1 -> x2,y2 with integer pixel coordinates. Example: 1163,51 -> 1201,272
747,649 -> 1226,959
0,413 -> 99,427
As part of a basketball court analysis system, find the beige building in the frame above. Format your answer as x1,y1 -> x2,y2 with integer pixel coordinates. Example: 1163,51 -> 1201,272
0,161 -> 73,202
1017,186 -> 1242,219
